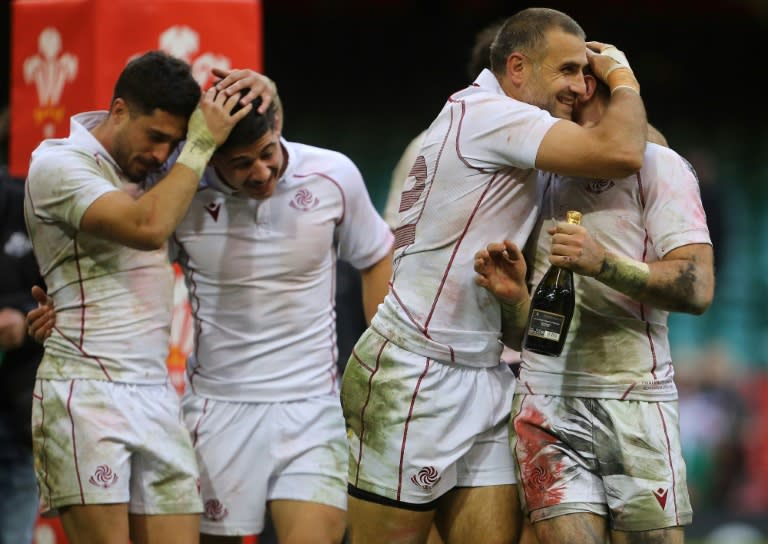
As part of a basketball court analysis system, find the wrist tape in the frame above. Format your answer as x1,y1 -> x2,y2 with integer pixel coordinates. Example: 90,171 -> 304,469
607,69 -> 640,95
177,108 -> 217,178
596,254 -> 650,288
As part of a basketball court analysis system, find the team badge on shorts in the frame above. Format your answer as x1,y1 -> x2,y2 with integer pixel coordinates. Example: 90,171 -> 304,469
410,466 -> 441,491
88,464 -> 119,488
204,499 -> 229,521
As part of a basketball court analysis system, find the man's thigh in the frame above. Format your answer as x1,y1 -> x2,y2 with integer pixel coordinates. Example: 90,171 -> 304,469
270,499 -> 346,544
346,495 -> 434,544
435,484 -> 522,544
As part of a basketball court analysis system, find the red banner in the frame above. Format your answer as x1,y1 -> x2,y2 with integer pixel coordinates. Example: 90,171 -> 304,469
10,0 -> 263,177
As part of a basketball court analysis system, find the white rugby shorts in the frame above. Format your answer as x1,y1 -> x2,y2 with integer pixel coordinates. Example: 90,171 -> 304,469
32,379 -> 202,515
341,327 -> 518,506
511,393 -> 692,531
182,392 -> 348,536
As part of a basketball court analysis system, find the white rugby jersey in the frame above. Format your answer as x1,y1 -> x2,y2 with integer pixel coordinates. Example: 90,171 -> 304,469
372,69 -> 558,368
520,143 -> 712,401
172,139 -> 393,402
24,112 -> 174,383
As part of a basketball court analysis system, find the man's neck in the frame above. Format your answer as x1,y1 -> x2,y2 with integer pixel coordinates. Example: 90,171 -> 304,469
89,116 -> 113,156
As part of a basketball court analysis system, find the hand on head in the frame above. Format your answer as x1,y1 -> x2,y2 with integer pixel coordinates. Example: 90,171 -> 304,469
586,41 -> 640,94
212,67 -> 278,114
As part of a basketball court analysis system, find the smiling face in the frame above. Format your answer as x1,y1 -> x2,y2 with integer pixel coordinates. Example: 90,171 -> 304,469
110,99 -> 187,182
209,129 -> 284,200
518,28 -> 588,120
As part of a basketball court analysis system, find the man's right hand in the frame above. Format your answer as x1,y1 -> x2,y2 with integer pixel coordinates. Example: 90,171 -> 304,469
26,285 -> 55,343
176,87 -> 253,177
473,240 -> 528,305
212,68 -> 278,113
197,85 -> 253,147
586,41 -> 640,94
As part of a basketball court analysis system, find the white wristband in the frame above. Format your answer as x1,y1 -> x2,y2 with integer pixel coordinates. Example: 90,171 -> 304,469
610,84 -> 640,96
596,253 -> 650,287
601,45 -> 633,74
176,138 -> 215,178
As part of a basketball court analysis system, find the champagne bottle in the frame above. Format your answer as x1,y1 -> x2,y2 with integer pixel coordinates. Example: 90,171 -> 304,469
523,210 -> 582,357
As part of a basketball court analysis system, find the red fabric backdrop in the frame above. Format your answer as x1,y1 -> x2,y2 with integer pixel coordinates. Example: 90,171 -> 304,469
10,0 -> 263,177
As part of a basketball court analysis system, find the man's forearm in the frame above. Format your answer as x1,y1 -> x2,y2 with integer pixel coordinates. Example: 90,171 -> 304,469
595,246 -> 714,315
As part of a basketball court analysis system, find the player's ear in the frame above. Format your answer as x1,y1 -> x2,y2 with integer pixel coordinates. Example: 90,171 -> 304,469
110,97 -> 130,122
583,74 -> 597,102
506,52 -> 527,84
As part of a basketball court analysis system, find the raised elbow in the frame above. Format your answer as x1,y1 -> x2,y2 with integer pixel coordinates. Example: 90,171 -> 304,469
612,149 -> 644,178
122,226 -> 170,251
133,236 -> 166,251
681,278 -> 715,316
624,152 -> 644,175
691,284 -> 715,315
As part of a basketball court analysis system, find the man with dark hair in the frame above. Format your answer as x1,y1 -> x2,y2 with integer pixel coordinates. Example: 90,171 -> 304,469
341,7 -> 647,544
172,89 -> 392,544
28,75 -> 393,543
23,50 -> 265,544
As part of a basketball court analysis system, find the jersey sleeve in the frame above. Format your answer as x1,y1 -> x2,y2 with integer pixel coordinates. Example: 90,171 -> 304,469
642,144 -> 712,257
26,149 -> 118,229
458,93 -> 558,170
333,154 -> 394,270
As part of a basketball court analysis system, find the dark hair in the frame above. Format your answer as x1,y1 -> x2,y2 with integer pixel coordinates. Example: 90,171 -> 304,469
490,8 -> 585,74
216,93 -> 278,153
112,50 -> 200,119
466,19 -> 504,80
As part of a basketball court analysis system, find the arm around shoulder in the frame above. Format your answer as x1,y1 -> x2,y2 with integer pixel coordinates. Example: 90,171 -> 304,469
535,93 -> 646,180
79,161 -> 205,251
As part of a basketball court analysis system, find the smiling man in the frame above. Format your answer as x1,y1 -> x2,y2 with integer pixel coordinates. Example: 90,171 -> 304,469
169,94 -> 393,544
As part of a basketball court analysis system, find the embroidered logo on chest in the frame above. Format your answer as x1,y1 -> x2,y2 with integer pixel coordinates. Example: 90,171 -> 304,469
205,202 -> 221,221
585,179 -> 615,194
289,188 -> 319,211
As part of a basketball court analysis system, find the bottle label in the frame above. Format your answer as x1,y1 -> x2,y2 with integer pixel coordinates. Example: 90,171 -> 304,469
527,309 -> 565,341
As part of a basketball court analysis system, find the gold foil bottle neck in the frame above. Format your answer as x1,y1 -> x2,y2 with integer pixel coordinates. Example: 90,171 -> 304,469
566,210 -> 582,225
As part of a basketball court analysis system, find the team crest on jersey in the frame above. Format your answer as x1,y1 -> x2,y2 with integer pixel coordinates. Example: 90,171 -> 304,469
410,466 -> 441,491
204,499 -> 229,521
289,188 -> 319,211
205,202 -> 222,221
585,179 -> 614,194
88,464 -> 119,488
652,487 -> 669,509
